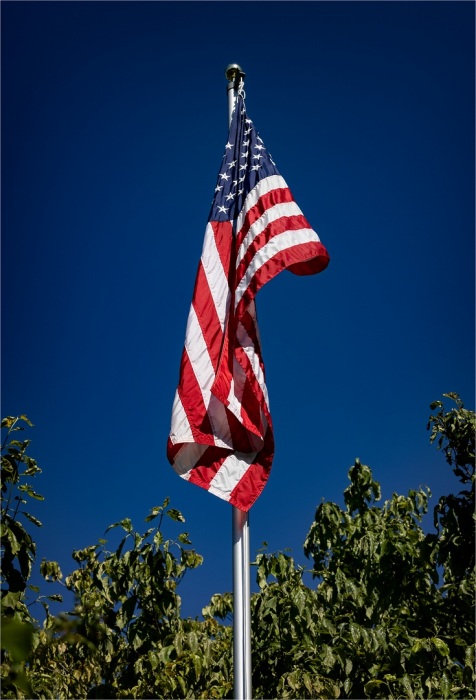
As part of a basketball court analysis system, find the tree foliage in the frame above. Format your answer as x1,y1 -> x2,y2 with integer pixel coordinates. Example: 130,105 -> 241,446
1,394 -> 474,699
26,503 -> 233,699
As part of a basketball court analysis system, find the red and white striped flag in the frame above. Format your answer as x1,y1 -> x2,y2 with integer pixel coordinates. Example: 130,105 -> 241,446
167,94 -> 329,511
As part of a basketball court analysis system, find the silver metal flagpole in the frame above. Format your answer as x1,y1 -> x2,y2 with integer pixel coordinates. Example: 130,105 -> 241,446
225,63 -> 252,700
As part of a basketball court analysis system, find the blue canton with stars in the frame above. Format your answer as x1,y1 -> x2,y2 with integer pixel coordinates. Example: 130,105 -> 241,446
209,93 -> 280,228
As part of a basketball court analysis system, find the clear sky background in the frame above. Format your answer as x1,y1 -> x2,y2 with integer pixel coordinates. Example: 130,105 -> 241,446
2,1 -> 475,620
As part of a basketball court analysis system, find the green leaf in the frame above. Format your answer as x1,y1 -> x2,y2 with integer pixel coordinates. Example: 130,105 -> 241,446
364,679 -> 387,694
440,671 -> 451,699
1,590 -> 22,614
148,650 -> 159,670
40,559 -> 62,581
166,508 -> 185,522
302,672 -> 313,695
22,512 -> 43,527
401,674 -> 414,699
321,644 -> 336,670
165,551 -> 173,576
18,484 -> 44,500
178,532 -> 192,545
115,534 -> 129,558
431,637 -> 450,656
159,644 -> 175,663
193,653 -> 202,679
464,644 -> 475,669
177,674 -> 187,696
348,621 -> 361,645
344,678 -> 353,695
23,458 -> 41,476
106,518 -> 133,534
145,506 -> 161,522
1,618 -> 35,662
2,524 -> 21,554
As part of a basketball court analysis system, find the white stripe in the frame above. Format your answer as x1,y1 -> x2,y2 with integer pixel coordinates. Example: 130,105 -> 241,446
201,223 -> 230,332
236,174 -> 288,232
173,443 -> 209,478
208,450 -> 258,500
169,392 -> 232,452
184,307 -> 233,449
236,201 -> 304,269
170,390 -> 194,442
235,228 -> 318,310
236,320 -> 270,411
208,393 -> 233,449
184,305 -> 215,395
226,371 -> 245,422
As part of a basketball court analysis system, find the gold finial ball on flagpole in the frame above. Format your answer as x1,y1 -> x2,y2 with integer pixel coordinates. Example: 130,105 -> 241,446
225,63 -> 245,82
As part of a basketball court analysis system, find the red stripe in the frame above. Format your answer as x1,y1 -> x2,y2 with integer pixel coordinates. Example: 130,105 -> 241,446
177,350 -> 215,445
210,316 -> 233,406
236,187 -> 295,250
234,345 -> 267,433
239,306 -> 264,368
188,445 -> 230,489
235,213 -> 311,291
210,221 -> 233,285
192,262 -> 224,371
240,371 -> 265,437
166,436 -> 181,462
211,299 -> 269,441
225,408 -> 258,453
235,240 -> 329,320
229,427 -> 274,511
191,222 -> 232,372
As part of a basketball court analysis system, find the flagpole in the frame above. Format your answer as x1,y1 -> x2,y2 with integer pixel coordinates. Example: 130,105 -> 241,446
226,63 -> 252,700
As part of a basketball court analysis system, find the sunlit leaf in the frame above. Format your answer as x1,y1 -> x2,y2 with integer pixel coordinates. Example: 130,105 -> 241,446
166,508 -> 185,522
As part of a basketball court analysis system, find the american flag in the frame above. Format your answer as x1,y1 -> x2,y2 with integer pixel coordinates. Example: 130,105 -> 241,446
167,93 -> 329,512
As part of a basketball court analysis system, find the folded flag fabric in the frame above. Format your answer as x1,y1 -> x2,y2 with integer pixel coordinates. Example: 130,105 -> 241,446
167,92 -> 329,512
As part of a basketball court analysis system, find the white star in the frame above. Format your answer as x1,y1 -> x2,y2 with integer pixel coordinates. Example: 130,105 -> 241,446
237,189 -> 244,195
217,205 -> 228,214
239,176 -> 245,183
252,153 -> 263,160
242,140 -> 250,147
215,185 -> 223,192
245,118 -> 252,125
239,164 -> 247,171
245,128 -> 252,135
251,164 -> 261,171
220,172 -> 230,181
225,192 -> 235,201
254,144 -> 264,151
241,152 -> 248,159
225,142 -> 233,150
227,160 -> 237,170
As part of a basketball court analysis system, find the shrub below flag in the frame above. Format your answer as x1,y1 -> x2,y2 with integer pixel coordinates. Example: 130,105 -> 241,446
167,92 -> 329,512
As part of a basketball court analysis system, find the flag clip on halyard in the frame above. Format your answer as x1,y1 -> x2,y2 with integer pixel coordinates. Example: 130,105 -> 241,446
167,75 -> 330,513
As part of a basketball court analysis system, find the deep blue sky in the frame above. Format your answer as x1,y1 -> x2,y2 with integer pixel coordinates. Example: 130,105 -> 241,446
2,1 -> 475,619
